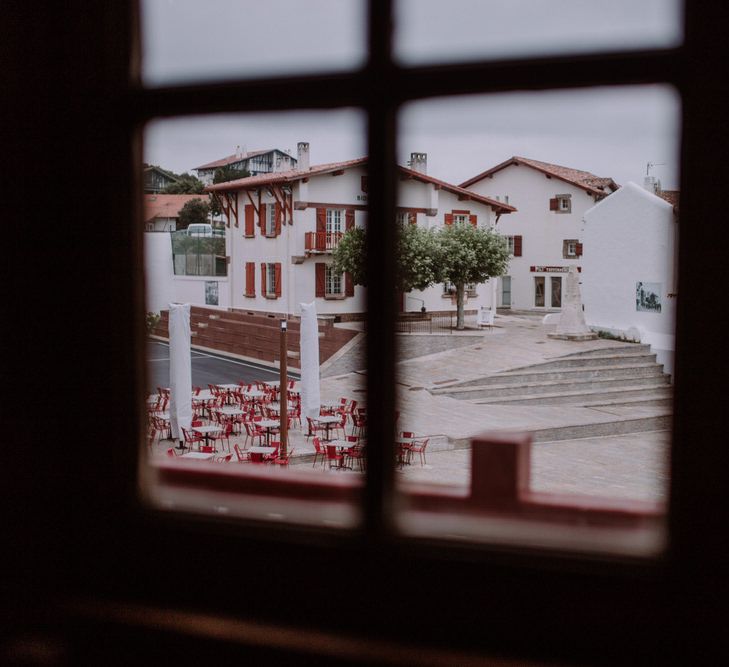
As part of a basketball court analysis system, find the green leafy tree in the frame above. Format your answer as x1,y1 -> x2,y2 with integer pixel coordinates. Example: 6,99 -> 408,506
331,224 -> 442,292
437,223 -> 510,330
177,197 -> 210,230
209,165 -> 251,217
162,172 -> 205,194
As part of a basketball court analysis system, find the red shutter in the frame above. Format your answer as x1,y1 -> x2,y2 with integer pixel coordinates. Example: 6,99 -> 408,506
345,209 -> 355,230
549,198 -> 558,211
514,235 -> 523,257
245,205 -> 255,237
345,271 -> 354,297
575,242 -> 583,257
316,208 -> 326,233
275,202 -> 282,236
315,263 -> 325,297
260,263 -> 266,296
469,214 -> 478,226
245,262 -> 255,297
259,203 -> 266,232
361,175 -> 368,192
274,263 -> 282,297
444,213 -> 454,225
408,212 -> 417,225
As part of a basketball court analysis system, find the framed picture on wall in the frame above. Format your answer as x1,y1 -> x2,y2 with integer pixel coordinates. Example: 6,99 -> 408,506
636,282 -> 662,313
205,281 -> 219,306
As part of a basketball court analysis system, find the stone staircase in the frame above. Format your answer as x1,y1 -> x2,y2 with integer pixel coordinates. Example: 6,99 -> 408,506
430,345 -> 673,409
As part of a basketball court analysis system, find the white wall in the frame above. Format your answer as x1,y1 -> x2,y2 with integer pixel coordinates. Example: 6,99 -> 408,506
582,182 -> 677,375
466,164 -> 603,310
144,231 -> 230,313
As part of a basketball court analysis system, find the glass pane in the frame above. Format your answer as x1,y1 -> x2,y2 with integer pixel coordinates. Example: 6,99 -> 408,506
141,109 -> 367,528
395,0 -> 683,66
141,0 -> 366,86
394,86 -> 680,555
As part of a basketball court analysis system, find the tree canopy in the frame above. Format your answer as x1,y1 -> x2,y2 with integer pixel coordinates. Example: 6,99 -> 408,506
213,165 -> 250,184
331,221 -> 510,329
177,198 -> 210,229
162,172 -> 205,194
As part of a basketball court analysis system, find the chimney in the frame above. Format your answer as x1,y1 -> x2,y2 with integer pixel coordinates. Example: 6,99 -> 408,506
409,152 -> 427,174
235,145 -> 242,158
297,142 -> 310,171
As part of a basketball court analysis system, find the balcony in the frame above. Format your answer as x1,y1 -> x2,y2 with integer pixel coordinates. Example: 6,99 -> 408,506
304,231 -> 343,253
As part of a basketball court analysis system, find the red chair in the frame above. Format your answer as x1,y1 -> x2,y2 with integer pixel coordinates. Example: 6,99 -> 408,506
351,409 -> 367,439
312,437 -> 326,468
215,453 -> 233,463
249,451 -> 264,464
347,443 -> 366,472
325,444 -> 344,470
234,443 -> 249,462
181,428 -> 203,451
199,444 -> 215,454
263,441 -> 280,463
243,421 -> 266,448
273,447 -> 295,467
166,448 -> 177,458
212,421 -> 233,453
408,438 -> 429,466
306,417 -> 327,440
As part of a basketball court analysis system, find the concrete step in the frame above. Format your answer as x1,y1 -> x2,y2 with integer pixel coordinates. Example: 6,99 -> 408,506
528,415 -> 672,443
469,385 -> 673,407
506,351 -> 658,372
438,375 -> 670,400
436,362 -> 664,389
553,344 -> 652,359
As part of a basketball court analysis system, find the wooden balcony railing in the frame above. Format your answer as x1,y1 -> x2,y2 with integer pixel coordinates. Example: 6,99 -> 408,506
304,231 -> 343,252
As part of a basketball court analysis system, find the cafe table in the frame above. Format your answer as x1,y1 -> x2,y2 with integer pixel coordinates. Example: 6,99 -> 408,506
179,452 -> 215,460
248,446 -> 277,463
394,437 -> 415,468
314,414 -> 344,442
192,424 -> 222,449
326,440 -> 357,469
257,419 -> 280,445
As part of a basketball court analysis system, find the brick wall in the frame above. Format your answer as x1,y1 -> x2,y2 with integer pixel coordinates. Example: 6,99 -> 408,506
152,306 -> 358,369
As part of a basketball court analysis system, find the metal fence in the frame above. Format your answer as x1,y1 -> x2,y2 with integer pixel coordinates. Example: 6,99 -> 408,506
170,231 -> 227,277
395,313 -> 457,333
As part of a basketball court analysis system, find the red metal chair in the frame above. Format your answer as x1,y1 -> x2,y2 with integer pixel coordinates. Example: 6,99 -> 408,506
166,448 -> 177,458
212,421 -> 233,453
234,443 -> 249,462
408,438 -> 429,466
199,444 -> 215,454
325,444 -> 344,470
263,441 -> 280,463
181,427 -> 203,451
312,437 -> 326,468
273,447 -> 295,467
306,417 -> 327,440
215,453 -> 233,463
249,451 -> 264,464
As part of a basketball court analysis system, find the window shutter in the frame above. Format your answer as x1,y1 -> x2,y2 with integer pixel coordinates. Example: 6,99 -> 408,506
549,198 -> 558,211
469,214 -> 478,226
245,204 -> 255,237
245,262 -> 255,297
274,263 -> 282,297
315,263 -> 326,297
444,213 -> 454,225
408,211 -> 417,225
259,203 -> 267,231
514,235 -> 523,257
361,175 -> 368,192
316,208 -> 326,233
275,202 -> 282,236
575,242 -> 583,257
345,209 -> 355,230
345,271 -> 354,297
260,263 -> 266,296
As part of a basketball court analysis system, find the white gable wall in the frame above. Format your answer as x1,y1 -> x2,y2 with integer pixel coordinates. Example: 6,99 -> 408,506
582,182 -> 676,376
466,164 -> 601,310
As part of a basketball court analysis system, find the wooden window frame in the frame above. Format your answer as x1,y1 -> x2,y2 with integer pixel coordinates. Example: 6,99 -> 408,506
8,1 -> 729,663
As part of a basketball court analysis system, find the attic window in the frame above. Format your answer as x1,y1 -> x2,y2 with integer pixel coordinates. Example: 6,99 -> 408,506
550,194 -> 571,213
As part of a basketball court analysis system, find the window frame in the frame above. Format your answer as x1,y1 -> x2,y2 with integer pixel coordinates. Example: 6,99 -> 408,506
11,0 -> 729,662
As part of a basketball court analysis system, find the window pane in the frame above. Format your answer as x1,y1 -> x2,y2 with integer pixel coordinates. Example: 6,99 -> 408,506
141,109 -> 367,528
393,86 -> 679,555
395,0 -> 683,66
141,0 -> 366,86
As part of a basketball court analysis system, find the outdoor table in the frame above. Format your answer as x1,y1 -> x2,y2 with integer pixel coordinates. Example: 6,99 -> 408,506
179,452 -> 215,460
315,414 -> 343,441
394,437 -> 416,468
216,383 -> 240,391
257,419 -> 280,445
193,390 -> 216,401
248,446 -> 276,454
325,440 -> 356,470
239,389 -> 266,399
192,424 -> 222,449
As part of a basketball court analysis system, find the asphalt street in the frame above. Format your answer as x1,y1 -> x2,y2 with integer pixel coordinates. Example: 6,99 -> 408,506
146,341 -> 297,393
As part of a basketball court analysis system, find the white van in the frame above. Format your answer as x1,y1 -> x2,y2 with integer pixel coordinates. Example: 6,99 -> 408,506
185,223 -> 214,237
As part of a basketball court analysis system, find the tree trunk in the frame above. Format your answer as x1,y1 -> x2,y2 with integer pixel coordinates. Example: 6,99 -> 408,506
456,283 -> 465,330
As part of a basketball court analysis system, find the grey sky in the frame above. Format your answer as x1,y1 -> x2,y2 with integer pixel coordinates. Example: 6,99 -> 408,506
143,1 -> 682,190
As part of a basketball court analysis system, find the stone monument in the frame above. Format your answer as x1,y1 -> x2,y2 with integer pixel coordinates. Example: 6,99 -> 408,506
547,267 -> 597,340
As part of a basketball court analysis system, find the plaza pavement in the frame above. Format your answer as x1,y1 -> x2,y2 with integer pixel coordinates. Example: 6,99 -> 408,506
150,311 -> 671,503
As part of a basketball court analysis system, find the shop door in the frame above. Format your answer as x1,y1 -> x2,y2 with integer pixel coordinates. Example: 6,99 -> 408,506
501,276 -> 511,307
551,276 -> 562,308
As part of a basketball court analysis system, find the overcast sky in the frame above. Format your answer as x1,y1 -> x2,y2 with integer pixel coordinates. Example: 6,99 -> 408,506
143,0 -> 682,190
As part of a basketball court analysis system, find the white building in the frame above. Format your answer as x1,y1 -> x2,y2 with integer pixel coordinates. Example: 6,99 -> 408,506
144,193 -> 209,231
460,156 -> 618,311
194,147 -> 297,185
196,143 -> 514,319
581,181 -> 679,376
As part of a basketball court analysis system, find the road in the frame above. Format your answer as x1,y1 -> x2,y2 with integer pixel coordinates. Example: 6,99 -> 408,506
146,341 -> 298,394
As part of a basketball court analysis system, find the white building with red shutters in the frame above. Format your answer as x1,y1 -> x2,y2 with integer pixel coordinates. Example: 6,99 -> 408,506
199,143 -> 514,318
460,156 -> 618,311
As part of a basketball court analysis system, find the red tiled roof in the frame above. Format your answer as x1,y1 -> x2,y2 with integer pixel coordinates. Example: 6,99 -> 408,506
459,156 -> 619,197
194,149 -> 284,171
144,194 -> 206,222
206,158 -> 515,214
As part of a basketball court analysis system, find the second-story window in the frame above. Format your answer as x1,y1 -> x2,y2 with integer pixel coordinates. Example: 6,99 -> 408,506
265,204 -> 276,236
326,209 -> 344,236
